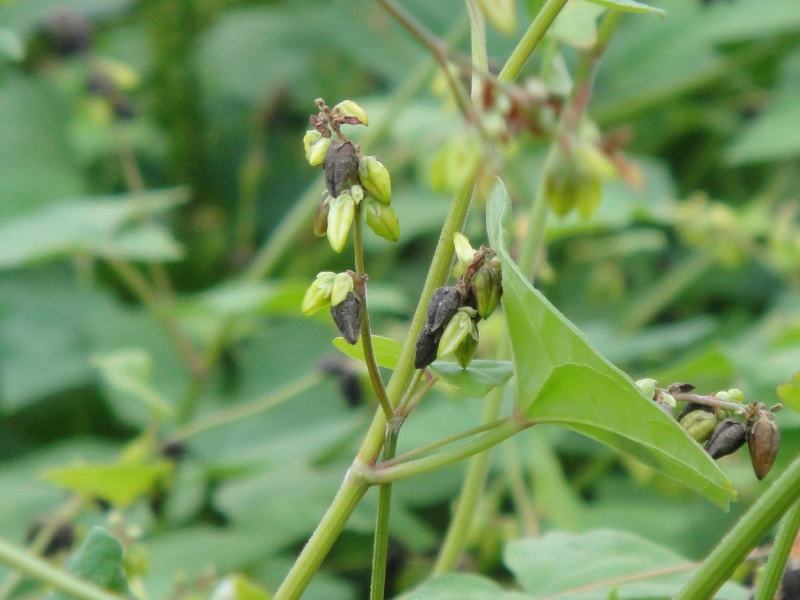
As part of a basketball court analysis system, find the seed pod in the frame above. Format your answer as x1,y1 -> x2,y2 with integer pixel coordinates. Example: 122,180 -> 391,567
414,327 -> 440,369
358,156 -> 392,205
677,401 -> 714,422
333,99 -> 369,126
324,139 -> 359,197
705,418 -> 747,459
313,195 -> 330,237
331,272 -> 355,307
306,136 -> 332,167
679,409 -> 717,443
364,198 -> 400,242
327,192 -> 356,253
301,271 -> 336,315
454,319 -> 479,369
437,308 -> 476,361
748,410 -> 780,480
470,257 -> 502,319
425,286 -> 462,333
330,292 -> 361,344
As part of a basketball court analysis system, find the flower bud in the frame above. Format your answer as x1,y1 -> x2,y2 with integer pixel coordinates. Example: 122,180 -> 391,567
304,130 -> 321,154
727,388 -> 745,404
470,257 -> 502,319
656,391 -> 676,415
331,292 -> 361,344
679,410 -> 717,443
313,195 -> 330,237
636,378 -> 657,399
748,410 -> 779,480
306,136 -> 331,167
677,402 -> 713,422
327,192 -> 356,253
454,318 -> 479,369
425,286 -> 463,333
350,184 -> 364,205
301,271 -> 336,315
437,307 -> 478,362
333,99 -> 369,125
358,156 -> 392,205
414,327 -> 440,369
453,232 -> 476,276
331,272 -> 354,307
324,140 -> 358,197
364,198 -> 400,242
705,418 -> 747,460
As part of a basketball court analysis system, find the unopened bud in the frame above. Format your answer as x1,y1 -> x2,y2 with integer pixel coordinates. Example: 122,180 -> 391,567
306,136 -> 331,167
333,99 -> 369,126
705,418 -> 747,460
677,402 -> 713,422
425,286 -> 463,333
358,156 -> 392,205
324,140 -> 359,197
331,272 -> 355,307
331,292 -> 361,344
748,409 -> 780,480
470,257 -> 502,319
313,195 -> 330,237
727,388 -> 745,403
454,318 -> 479,368
636,378 -> 657,399
304,129 -> 321,154
350,184 -> 364,205
453,232 -> 476,275
414,328 -> 440,369
301,271 -> 336,315
657,392 -> 676,414
364,198 -> 400,242
327,192 -> 356,253
680,410 -> 717,443
437,307 -> 478,362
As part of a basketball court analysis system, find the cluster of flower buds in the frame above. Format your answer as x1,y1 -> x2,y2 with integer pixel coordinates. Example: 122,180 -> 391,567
301,271 -> 363,344
414,234 -> 502,369
637,379 -> 781,480
303,98 -> 398,252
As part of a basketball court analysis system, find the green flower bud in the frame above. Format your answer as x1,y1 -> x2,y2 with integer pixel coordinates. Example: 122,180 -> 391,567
327,192 -> 355,253
350,184 -> 364,205
331,272 -> 354,307
453,319 -> 479,369
470,257 -> 502,319
306,136 -> 331,167
727,388 -> 745,403
364,198 -> 400,242
313,195 -> 330,237
301,271 -> 336,315
453,232 -> 476,275
659,392 -> 676,410
358,156 -> 392,205
679,409 -> 717,443
437,307 -> 478,362
333,99 -> 369,126
748,409 -> 779,480
303,130 -> 321,154
636,378 -> 657,399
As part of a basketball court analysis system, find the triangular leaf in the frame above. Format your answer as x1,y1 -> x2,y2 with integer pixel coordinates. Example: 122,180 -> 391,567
332,335 -> 401,369
487,181 -> 734,508
429,360 -> 513,398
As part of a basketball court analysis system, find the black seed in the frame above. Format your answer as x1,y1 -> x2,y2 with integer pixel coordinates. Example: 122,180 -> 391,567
425,286 -> 462,333
414,327 -> 440,369
160,440 -> 187,462
705,418 -> 746,459
677,401 -> 714,421
668,382 -> 696,394
331,292 -> 361,344
324,140 -> 358,197
339,372 -> 363,408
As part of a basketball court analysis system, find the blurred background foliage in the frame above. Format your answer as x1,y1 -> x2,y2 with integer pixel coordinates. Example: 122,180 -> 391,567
1,0 -> 800,598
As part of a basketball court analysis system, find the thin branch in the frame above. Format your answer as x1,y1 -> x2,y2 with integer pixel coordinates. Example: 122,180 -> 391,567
544,562 -> 698,599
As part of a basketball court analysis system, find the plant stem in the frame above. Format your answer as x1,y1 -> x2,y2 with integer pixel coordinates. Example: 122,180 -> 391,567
169,372 -> 321,441
755,500 -> 800,600
503,440 -> 539,535
673,392 -> 746,415
433,388 -> 505,574
364,417 -> 530,485
369,425 -> 400,600
676,455 -> 800,600
0,537 -> 123,600
354,204 -> 393,421
464,0 -> 487,103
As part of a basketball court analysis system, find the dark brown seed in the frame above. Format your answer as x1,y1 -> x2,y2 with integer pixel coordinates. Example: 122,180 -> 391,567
668,382 -> 696,394
331,292 -> 361,344
319,355 -> 363,407
783,560 -> 800,599
160,440 -> 187,462
425,286 -> 462,333
705,418 -> 746,459
677,401 -> 714,421
748,411 -> 780,480
323,140 -> 358,197
414,327 -> 440,369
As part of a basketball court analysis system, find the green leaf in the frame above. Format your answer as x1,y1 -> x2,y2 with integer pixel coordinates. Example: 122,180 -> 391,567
584,0 -> 666,17
487,181 -> 734,508
332,335 -> 401,369
48,527 -> 130,600
397,573 -> 528,600
550,1 -> 605,49
0,28 -> 23,61
778,373 -> 800,413
92,349 -> 175,417
504,530 -> 747,599
429,360 -> 513,398
41,461 -> 172,507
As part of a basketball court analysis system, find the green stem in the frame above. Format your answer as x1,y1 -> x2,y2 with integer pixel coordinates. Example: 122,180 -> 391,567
622,252 -> 715,331
464,0 -> 487,103
755,501 -> 800,600
170,372 -> 321,441
369,425 -> 400,600
503,440 -> 539,535
433,389 -> 505,574
0,537 -> 123,600
364,418 -> 529,485
517,155 -> 552,276
354,204 -> 393,421
676,456 -> 800,600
